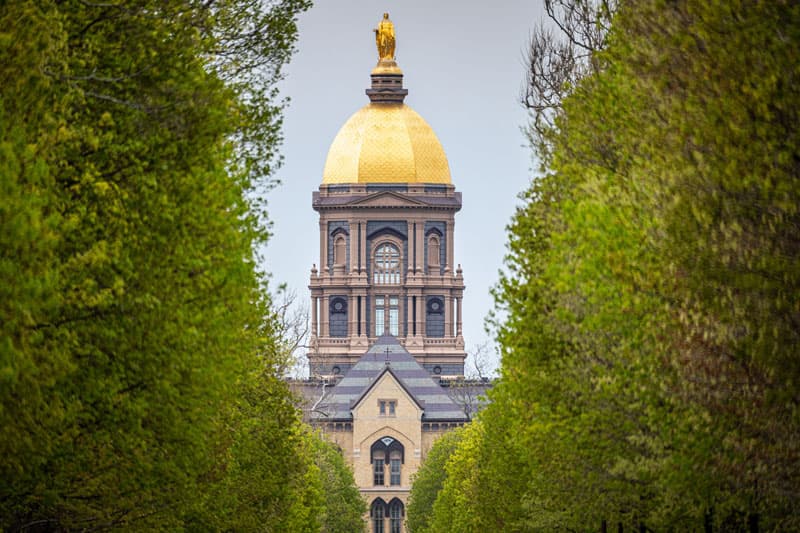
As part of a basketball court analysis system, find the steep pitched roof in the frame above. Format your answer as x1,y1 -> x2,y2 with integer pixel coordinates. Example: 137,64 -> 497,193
311,335 -> 468,422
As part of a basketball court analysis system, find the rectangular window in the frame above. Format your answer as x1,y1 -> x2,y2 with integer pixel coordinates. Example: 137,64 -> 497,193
379,400 -> 396,417
389,297 -> 399,336
374,459 -> 385,486
390,458 -> 401,486
375,297 -> 385,336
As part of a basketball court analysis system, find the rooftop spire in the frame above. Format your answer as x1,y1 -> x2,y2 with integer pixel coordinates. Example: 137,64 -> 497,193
366,13 -> 408,103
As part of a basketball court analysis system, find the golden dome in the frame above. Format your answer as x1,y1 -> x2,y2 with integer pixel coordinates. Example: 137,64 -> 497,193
322,103 -> 451,185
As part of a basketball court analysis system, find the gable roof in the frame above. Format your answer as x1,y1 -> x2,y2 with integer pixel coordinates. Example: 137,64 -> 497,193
311,335 -> 469,422
350,364 -> 425,412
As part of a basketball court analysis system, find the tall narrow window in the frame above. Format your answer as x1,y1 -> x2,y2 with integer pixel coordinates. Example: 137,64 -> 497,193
373,457 -> 385,486
426,297 -> 445,338
390,451 -> 401,486
389,499 -> 404,533
427,234 -> 440,268
374,243 -> 400,284
334,235 -> 346,266
329,297 -> 347,337
372,500 -> 386,533
375,296 -> 385,336
389,297 -> 399,336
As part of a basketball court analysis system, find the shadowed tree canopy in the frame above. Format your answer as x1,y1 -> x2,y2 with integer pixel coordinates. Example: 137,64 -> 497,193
413,0 -> 800,530
0,1 -> 350,530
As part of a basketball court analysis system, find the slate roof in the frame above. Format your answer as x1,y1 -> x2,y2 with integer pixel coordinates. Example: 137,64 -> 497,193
311,335 -> 469,422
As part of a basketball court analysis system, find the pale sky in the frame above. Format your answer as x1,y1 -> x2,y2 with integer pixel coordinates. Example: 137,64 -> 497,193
265,1 -> 547,374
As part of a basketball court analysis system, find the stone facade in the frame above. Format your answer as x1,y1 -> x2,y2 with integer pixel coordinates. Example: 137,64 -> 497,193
304,29 -> 476,532
308,186 -> 467,379
309,338 -> 469,533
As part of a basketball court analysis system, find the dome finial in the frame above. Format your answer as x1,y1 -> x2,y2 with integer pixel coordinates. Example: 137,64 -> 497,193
367,13 -> 407,103
374,13 -> 396,61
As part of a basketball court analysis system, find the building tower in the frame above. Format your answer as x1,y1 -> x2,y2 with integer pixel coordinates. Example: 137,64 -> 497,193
308,14 -> 466,381
307,14 -> 471,533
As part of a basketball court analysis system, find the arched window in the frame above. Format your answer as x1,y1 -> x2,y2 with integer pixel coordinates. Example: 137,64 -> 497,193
371,437 -> 404,487
427,234 -> 440,267
390,450 -> 402,486
371,499 -> 386,533
373,449 -> 385,486
333,234 -> 346,266
374,243 -> 400,284
389,499 -> 404,533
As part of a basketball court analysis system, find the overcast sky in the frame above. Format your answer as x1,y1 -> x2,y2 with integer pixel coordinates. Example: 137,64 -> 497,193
265,1 -> 547,374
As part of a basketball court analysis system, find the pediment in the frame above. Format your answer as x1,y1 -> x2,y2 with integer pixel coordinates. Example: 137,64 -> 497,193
350,191 -> 429,208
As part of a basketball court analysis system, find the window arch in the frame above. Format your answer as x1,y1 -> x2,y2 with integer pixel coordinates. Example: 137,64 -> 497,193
372,448 -> 385,486
371,498 -> 387,533
389,499 -> 404,533
333,234 -> 346,266
390,449 -> 402,486
371,436 -> 404,474
373,243 -> 400,284
427,234 -> 440,268
372,435 -> 406,487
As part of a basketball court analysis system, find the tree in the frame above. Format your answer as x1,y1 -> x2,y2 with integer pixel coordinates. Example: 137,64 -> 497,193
421,0 -> 800,530
522,0 -> 616,152
0,0 -> 313,529
269,284 -> 311,377
312,435 -> 367,533
407,427 -> 465,533
190,366 -> 326,532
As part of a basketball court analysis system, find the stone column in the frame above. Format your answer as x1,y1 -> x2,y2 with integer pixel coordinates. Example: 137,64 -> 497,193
360,221 -> 367,273
319,221 -> 328,272
349,220 -> 358,274
405,296 -> 413,338
311,295 -> 318,336
415,222 -> 424,274
456,296 -> 463,336
444,295 -> 452,337
417,295 -> 424,337
359,294 -> 367,337
320,296 -> 329,337
446,219 -> 454,272
349,294 -> 357,337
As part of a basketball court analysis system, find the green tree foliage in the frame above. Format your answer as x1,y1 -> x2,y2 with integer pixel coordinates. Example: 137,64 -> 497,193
0,1 -> 329,530
312,434 -> 367,533
418,1 -> 800,530
407,426 -> 464,533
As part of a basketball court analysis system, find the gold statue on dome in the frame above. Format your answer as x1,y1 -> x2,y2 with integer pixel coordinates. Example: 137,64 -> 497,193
374,13 -> 395,61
